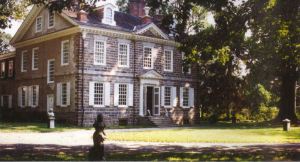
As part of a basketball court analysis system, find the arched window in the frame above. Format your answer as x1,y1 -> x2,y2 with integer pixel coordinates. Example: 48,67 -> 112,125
104,7 -> 113,24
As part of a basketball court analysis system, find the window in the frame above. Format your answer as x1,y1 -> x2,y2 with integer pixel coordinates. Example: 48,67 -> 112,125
21,51 -> 28,72
164,50 -> 173,72
94,40 -> 106,65
47,59 -> 55,83
21,87 -> 26,107
61,40 -> 70,65
31,85 -> 39,107
182,52 -> 191,74
36,16 -> 42,32
118,43 -> 129,67
48,11 -> 55,28
32,48 -> 39,70
143,47 -> 153,69
8,60 -> 13,77
104,8 -> 113,24
61,83 -> 67,106
1,62 -> 5,78
94,83 -> 104,106
118,84 -> 127,106
164,87 -> 171,106
183,88 -> 189,107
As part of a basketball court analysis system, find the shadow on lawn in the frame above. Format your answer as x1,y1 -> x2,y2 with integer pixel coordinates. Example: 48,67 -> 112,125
0,143 -> 299,161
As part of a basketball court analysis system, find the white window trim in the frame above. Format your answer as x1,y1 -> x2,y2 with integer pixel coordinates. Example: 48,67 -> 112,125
59,82 -> 70,107
143,46 -> 154,69
61,40 -> 70,66
164,49 -> 173,72
94,39 -> 107,66
164,86 -> 173,108
48,11 -> 55,29
35,16 -> 42,33
32,47 -> 39,71
118,42 -> 130,68
31,85 -> 39,108
47,59 -> 55,84
21,50 -> 27,72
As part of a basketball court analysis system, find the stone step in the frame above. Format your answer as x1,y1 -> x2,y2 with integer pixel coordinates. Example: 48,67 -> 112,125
148,116 -> 177,127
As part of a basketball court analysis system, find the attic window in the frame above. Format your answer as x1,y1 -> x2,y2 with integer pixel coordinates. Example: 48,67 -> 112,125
105,8 -> 113,24
102,6 -> 116,26
36,16 -> 42,32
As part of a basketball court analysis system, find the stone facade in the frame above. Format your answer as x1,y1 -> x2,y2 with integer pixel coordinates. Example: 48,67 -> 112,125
0,1 -> 201,127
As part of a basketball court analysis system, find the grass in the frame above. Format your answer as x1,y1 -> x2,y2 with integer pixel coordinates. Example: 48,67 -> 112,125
0,122 -> 154,133
0,122 -> 91,133
107,122 -> 300,143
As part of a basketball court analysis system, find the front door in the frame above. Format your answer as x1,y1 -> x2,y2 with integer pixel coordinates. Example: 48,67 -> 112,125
47,94 -> 54,112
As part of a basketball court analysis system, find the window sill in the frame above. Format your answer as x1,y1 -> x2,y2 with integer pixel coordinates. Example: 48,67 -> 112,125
61,63 -> 69,66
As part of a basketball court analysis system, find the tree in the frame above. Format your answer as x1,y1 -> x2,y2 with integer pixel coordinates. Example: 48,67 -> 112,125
148,0 -> 250,120
248,0 -> 300,123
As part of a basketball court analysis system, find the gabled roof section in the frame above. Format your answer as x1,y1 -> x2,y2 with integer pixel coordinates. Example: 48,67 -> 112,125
10,5 -> 78,45
135,23 -> 169,40
10,5 -> 42,45
139,70 -> 163,80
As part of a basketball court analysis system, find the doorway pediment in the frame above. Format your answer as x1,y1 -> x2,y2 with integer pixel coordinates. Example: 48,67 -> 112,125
139,70 -> 163,80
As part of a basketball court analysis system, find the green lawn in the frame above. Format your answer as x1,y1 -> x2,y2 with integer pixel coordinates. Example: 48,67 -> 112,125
108,123 -> 300,143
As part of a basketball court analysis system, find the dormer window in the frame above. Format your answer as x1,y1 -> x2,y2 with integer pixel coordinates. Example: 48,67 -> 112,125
101,4 -> 117,26
104,8 -> 113,24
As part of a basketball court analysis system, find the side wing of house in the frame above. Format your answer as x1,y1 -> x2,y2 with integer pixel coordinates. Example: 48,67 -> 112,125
11,6 -> 77,44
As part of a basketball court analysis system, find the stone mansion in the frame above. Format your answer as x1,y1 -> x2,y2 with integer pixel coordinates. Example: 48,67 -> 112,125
0,0 -> 200,126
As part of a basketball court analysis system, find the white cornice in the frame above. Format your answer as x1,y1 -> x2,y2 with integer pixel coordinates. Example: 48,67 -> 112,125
135,23 -> 169,40
13,27 -> 80,48
80,26 -> 178,46
0,52 -> 16,60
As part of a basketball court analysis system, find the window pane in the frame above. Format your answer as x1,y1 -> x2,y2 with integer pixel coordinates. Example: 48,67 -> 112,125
164,87 -> 171,106
95,41 -> 105,64
94,83 -> 104,105
33,49 -> 38,69
143,47 -> 152,68
118,44 -> 128,66
48,60 -> 55,83
164,50 -> 172,71
32,86 -> 37,106
118,84 -> 127,106
62,41 -> 69,65
8,61 -> 13,77
61,83 -> 67,105
49,12 -> 54,27
183,88 -> 189,107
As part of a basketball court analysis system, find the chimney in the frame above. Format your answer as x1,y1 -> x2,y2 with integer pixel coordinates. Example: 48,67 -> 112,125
141,6 -> 152,24
129,0 -> 146,17
77,10 -> 88,22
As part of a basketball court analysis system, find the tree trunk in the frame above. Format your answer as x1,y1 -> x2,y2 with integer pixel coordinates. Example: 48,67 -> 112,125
277,72 -> 298,123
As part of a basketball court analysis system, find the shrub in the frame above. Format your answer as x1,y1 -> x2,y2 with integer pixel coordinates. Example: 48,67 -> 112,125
251,105 -> 279,122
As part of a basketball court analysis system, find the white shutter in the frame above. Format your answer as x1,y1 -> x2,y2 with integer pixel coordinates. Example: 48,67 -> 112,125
189,88 -> 194,107
161,86 -> 165,106
0,96 -> 3,107
28,86 -> 32,107
18,87 -> 22,107
128,84 -> 133,106
8,95 -> 12,108
180,87 -> 183,107
36,85 -> 39,107
114,83 -> 119,106
66,82 -> 71,106
171,86 -> 177,107
89,82 -> 95,106
56,83 -> 61,106
104,82 -> 111,106
24,87 -> 28,107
